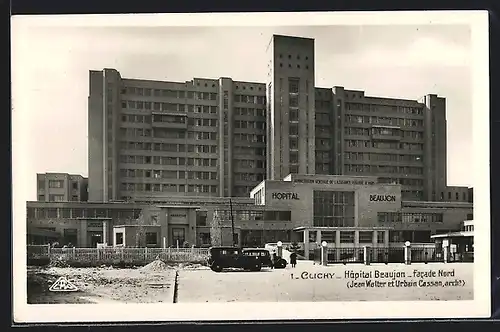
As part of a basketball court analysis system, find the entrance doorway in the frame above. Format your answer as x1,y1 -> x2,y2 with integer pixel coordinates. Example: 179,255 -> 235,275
88,232 -> 103,248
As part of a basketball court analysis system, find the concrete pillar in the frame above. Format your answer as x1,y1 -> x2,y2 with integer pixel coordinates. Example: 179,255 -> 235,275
354,230 -> 360,247
304,229 -> 310,260
103,220 -> 108,246
384,230 -> 390,246
316,230 -> 322,247
79,220 -> 88,247
372,231 -> 378,247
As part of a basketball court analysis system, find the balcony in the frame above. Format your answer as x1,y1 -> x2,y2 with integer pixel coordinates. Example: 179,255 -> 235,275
371,125 -> 402,141
151,113 -> 188,130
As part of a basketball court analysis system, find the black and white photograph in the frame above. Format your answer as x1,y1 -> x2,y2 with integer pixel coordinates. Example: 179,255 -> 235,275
12,11 -> 490,322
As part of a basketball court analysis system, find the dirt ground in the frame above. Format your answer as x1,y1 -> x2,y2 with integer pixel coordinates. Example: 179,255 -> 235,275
177,262 -> 474,302
27,262 -> 208,304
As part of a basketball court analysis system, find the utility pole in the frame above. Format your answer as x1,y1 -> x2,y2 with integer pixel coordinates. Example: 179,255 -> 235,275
229,198 -> 235,246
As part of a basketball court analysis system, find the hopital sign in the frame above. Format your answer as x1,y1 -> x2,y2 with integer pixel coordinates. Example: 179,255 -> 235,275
272,192 -> 299,200
369,194 -> 397,202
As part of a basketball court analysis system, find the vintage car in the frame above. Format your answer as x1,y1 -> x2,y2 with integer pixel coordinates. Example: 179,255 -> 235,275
207,246 -> 263,272
242,248 -> 273,268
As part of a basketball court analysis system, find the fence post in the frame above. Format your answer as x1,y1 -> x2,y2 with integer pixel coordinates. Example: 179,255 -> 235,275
73,247 -> 76,260
47,244 -> 51,259
363,246 -> 371,265
121,248 -> 124,261
145,247 -> 148,261
97,248 -> 100,261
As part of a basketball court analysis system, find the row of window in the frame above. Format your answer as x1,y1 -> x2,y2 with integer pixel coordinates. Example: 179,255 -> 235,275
234,173 -> 265,182
120,183 -> 218,194
233,107 -> 265,117
28,207 -> 142,220
119,150 -> 216,165
215,209 -> 292,221
346,103 -> 424,115
119,169 -> 218,180
346,115 -> 424,127
345,127 -> 424,139
344,152 -> 423,163
123,101 -> 220,114
346,140 -> 424,151
119,143 -> 218,154
233,95 -> 266,105
234,133 -> 266,143
354,176 -> 424,186
123,87 -> 218,101
48,180 -> 64,188
233,146 -> 266,156
233,120 -> 266,130
438,191 -> 469,201
235,159 -> 266,169
344,164 -> 423,175
378,212 -> 444,223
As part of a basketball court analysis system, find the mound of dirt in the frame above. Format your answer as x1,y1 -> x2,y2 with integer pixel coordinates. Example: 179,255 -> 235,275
141,259 -> 169,272
48,258 -> 70,268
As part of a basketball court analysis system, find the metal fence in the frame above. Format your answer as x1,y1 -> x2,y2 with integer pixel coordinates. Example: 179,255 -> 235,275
312,246 -> 473,265
27,245 -> 209,266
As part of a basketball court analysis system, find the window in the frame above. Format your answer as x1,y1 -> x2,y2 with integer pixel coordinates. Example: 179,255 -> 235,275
313,191 -> 355,227
289,108 -> 298,121
289,95 -> 299,107
115,232 -> 124,245
289,78 -> 299,94
49,180 -> 64,188
377,231 -> 385,244
340,231 -> 355,243
146,232 -> 158,246
359,231 -> 373,243
289,123 -> 299,136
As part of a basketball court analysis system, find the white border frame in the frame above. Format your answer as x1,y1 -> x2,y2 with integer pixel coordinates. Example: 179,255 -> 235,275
12,11 -> 490,322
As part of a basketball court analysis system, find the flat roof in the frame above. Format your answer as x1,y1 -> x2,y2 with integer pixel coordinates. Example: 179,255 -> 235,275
113,224 -> 161,228
293,226 -> 393,231
431,231 -> 474,238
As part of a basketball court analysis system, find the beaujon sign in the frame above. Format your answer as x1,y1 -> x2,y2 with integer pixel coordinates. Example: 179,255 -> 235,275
369,194 -> 397,202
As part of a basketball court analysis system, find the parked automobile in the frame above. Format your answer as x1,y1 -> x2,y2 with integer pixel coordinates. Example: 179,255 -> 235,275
242,248 -> 273,268
207,246 -> 262,272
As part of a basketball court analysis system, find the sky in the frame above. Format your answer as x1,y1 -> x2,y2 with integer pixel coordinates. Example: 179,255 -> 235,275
12,17 -> 475,201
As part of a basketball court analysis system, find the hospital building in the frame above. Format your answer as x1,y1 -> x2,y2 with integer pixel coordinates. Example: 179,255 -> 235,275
27,34 -> 473,252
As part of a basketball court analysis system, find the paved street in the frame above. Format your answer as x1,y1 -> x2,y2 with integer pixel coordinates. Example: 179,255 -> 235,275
176,261 -> 474,302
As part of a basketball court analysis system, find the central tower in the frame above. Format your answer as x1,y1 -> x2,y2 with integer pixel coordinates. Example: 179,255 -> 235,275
266,35 -> 316,180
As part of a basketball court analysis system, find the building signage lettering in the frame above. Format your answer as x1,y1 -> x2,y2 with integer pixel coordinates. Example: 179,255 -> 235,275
272,192 -> 299,200
294,178 -> 376,185
369,194 -> 397,202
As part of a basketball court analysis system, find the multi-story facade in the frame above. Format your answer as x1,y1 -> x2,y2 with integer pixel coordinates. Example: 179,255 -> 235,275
36,173 -> 88,202
88,71 -> 267,202
87,34 -> 468,203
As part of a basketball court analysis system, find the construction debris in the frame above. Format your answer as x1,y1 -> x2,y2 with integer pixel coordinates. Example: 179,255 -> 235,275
141,259 -> 169,272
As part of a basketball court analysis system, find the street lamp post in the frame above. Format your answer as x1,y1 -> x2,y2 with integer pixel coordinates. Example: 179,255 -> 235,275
277,241 -> 283,258
321,241 -> 327,266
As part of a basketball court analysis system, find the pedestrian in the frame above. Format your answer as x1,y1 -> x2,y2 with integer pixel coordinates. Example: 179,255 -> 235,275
272,252 -> 278,269
290,251 -> 297,268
